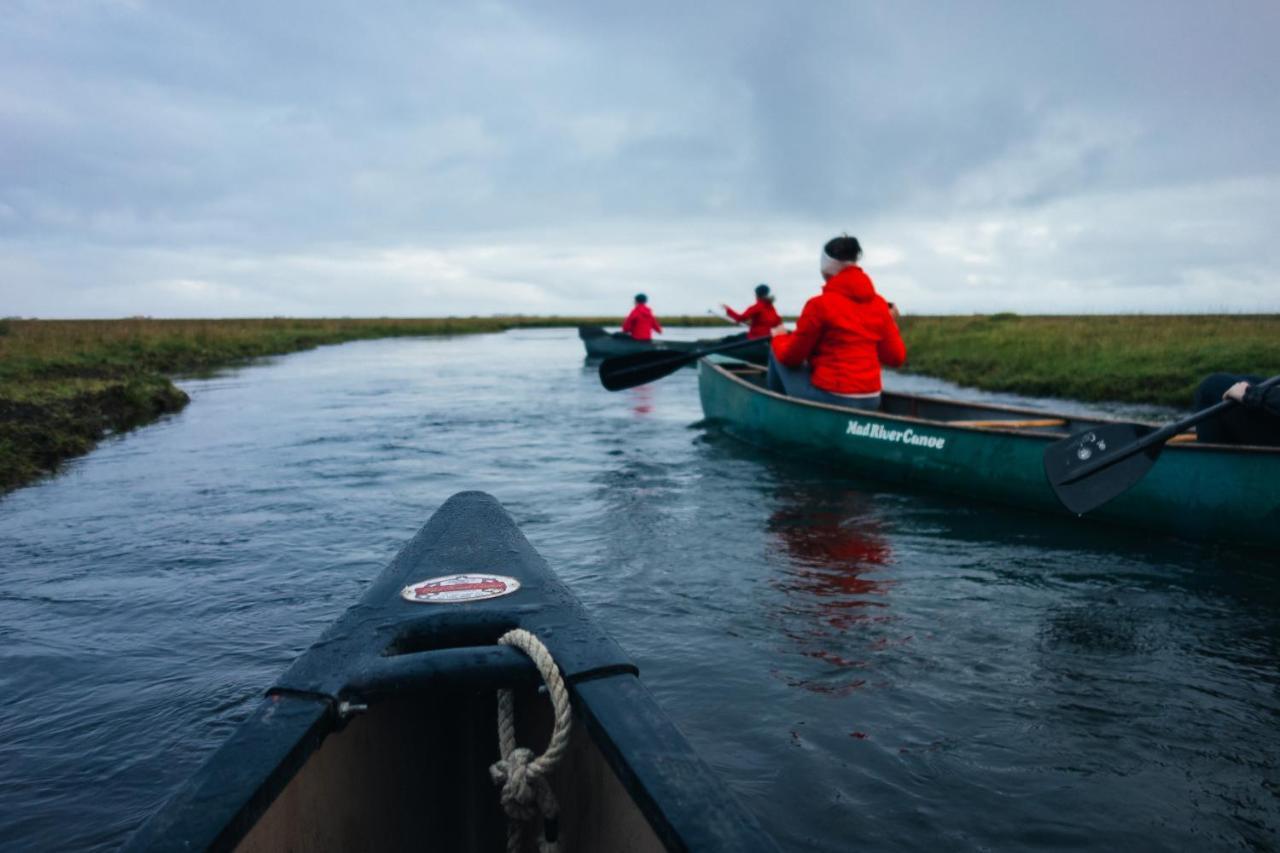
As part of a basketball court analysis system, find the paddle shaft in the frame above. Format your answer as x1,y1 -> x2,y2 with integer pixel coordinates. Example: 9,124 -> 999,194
1057,374 -> 1280,485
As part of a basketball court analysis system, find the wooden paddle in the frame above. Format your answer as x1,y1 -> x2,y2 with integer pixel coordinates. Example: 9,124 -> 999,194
1043,374 -> 1280,514
599,336 -> 766,391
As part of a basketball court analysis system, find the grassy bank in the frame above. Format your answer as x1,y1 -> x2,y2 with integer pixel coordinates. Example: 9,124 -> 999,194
0,316 -> 728,494
897,314 -> 1280,406
2,314 -> 1276,495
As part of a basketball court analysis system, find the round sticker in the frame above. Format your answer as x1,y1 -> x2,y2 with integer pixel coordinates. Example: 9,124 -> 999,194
400,573 -> 521,604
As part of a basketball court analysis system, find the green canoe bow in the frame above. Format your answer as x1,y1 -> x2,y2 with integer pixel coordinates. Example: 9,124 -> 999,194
698,358 -> 1280,549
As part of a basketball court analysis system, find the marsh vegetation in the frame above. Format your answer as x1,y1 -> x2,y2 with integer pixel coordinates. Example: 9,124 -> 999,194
898,314 -> 1280,405
2,314 -> 1276,494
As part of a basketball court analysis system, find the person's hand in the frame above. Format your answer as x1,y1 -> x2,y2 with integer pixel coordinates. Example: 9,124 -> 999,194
770,324 -> 789,337
720,303 -> 730,312
887,301 -> 901,322
1223,381 -> 1250,403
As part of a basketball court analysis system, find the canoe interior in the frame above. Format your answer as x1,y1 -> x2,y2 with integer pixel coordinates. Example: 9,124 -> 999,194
236,687 -> 660,853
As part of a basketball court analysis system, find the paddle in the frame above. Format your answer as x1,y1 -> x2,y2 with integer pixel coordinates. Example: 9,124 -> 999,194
599,336 -> 767,391
1043,374 -> 1280,514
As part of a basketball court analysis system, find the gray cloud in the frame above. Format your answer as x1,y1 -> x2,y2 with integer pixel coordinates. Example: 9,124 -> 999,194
2,0 -> 1278,316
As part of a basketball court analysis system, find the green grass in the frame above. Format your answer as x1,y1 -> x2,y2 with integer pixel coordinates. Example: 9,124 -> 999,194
0,316 -> 730,493
0,316 -> 729,389
3,314 -> 1276,496
898,314 -> 1280,406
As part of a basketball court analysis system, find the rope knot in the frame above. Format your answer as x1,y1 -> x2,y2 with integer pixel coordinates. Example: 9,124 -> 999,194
487,629 -> 573,853
489,746 -> 555,821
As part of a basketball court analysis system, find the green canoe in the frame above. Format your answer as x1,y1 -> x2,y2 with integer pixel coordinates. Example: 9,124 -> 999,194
698,358 -> 1280,549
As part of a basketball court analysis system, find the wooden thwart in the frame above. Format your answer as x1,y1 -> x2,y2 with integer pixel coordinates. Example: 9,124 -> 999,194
949,417 -> 1066,429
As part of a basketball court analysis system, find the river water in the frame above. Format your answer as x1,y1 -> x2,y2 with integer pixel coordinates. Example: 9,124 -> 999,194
1,328 -> 1277,851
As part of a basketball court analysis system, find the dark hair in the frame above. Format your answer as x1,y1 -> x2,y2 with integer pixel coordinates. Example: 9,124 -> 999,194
824,235 -> 862,263
634,293 -> 647,304
754,283 -> 770,297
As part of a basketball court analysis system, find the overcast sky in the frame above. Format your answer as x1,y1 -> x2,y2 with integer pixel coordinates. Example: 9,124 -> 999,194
3,1 -> 1278,318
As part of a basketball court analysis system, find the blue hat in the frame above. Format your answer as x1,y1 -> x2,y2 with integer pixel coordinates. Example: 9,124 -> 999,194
634,293 -> 647,303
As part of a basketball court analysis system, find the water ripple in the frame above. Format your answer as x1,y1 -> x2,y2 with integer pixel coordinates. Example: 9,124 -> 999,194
0,329 -> 1277,851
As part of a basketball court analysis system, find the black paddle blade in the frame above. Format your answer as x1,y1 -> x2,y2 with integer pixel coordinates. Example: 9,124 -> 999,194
1043,422 -> 1162,515
598,349 -> 694,391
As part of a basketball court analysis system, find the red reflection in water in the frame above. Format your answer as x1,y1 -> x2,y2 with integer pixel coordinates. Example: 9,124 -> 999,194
768,495 -> 899,697
628,384 -> 654,416
771,508 -> 894,630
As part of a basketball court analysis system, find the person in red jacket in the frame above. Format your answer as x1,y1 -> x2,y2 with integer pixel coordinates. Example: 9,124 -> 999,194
768,235 -> 906,410
620,293 -> 663,342
721,284 -> 783,339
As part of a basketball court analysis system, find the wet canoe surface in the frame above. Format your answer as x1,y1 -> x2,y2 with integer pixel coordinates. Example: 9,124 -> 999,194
3,330 -> 1278,852
698,358 -> 1280,549
123,491 -> 778,852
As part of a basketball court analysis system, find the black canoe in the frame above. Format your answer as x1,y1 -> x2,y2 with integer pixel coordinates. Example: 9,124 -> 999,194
579,325 -> 769,365
123,492 -> 777,852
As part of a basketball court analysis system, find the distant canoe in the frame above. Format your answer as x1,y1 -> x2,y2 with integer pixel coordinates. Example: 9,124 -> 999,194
123,492 -> 778,852
579,325 -> 768,365
698,358 -> 1280,549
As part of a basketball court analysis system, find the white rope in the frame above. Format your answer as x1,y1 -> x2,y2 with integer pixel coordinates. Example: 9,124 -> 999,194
488,628 -> 573,853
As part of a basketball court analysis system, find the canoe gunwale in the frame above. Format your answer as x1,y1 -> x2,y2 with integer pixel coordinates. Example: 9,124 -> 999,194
704,358 -> 1280,453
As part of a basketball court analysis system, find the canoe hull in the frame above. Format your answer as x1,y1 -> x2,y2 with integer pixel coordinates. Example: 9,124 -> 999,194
698,359 -> 1280,549
579,326 -> 769,364
124,492 -> 778,852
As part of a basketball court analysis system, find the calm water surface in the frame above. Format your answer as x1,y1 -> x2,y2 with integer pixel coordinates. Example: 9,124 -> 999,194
1,329 -> 1277,851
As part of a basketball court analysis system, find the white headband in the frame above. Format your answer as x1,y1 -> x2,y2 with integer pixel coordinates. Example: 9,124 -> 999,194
821,250 -> 856,279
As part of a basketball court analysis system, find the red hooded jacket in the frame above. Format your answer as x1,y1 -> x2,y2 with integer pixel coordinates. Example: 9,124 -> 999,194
726,298 -> 782,339
622,304 -> 662,341
771,266 -> 906,394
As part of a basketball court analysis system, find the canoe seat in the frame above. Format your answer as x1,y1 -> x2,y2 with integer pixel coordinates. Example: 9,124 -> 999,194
948,417 -> 1066,429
